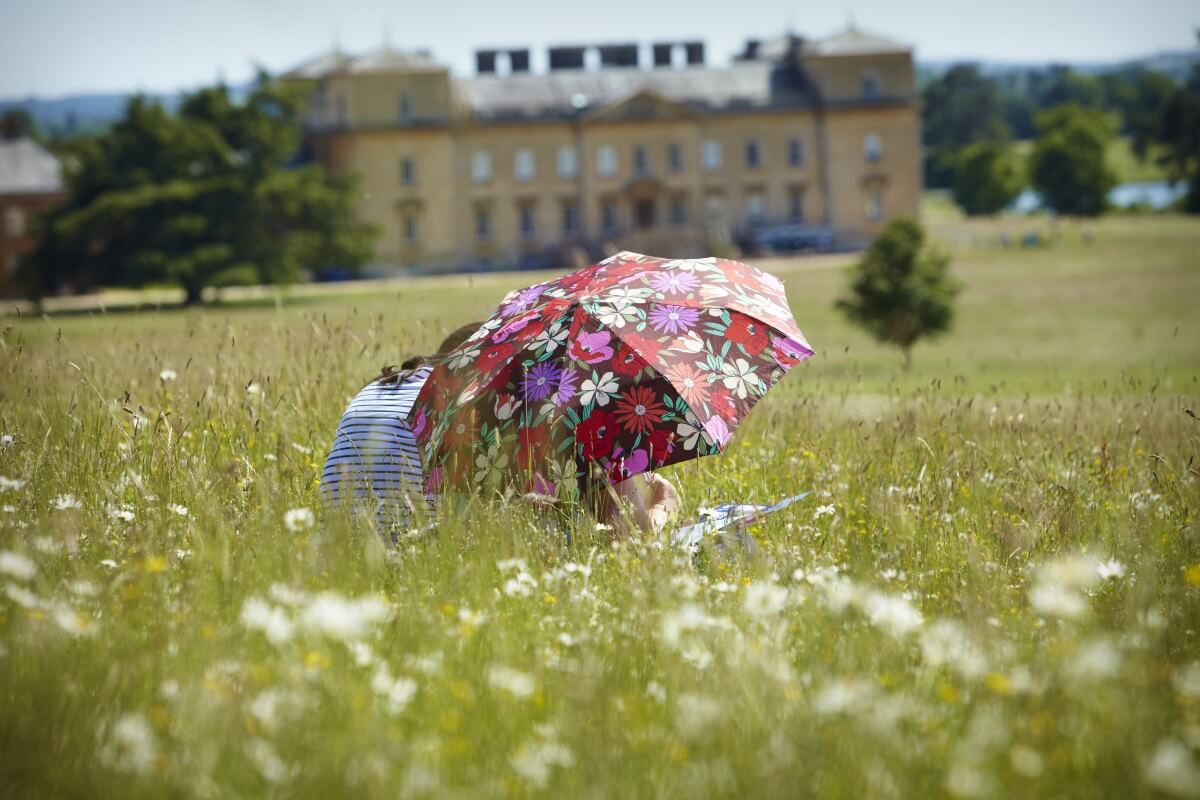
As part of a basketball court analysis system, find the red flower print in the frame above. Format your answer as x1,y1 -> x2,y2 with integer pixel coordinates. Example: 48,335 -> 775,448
622,332 -> 665,366
477,341 -> 515,371
614,385 -> 665,436
664,362 -> 710,408
492,309 -> 541,343
724,316 -> 769,354
575,410 -> 619,461
647,428 -> 675,465
516,425 -> 551,468
710,386 -> 739,421
611,344 -> 648,377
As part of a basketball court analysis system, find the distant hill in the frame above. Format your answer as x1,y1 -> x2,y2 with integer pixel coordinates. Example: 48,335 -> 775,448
5,48 -> 1199,136
919,48 -> 1200,83
0,91 -> 184,136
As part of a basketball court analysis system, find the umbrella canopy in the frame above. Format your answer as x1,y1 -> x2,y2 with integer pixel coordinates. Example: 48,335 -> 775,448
408,251 -> 813,498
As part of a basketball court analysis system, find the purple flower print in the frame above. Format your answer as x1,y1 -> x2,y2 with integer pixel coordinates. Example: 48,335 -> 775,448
648,304 -> 701,335
502,284 -> 548,316
522,362 -> 563,402
648,271 -> 701,296
771,336 -> 814,369
554,369 -> 579,407
621,449 -> 650,478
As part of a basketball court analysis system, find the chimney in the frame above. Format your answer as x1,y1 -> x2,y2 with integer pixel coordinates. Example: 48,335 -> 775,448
508,48 -> 530,72
652,42 -> 673,68
684,41 -> 705,66
476,49 -> 497,74
548,46 -> 586,71
598,43 -> 639,68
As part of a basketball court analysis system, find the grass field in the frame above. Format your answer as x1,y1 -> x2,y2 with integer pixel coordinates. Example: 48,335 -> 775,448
2,215 -> 1199,797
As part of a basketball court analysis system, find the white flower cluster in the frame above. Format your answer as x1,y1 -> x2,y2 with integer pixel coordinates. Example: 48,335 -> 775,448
240,586 -> 390,644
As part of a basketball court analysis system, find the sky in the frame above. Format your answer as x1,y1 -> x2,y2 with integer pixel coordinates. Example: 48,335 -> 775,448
1,0 -> 1197,98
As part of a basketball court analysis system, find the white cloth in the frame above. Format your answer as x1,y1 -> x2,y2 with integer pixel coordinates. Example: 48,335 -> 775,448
320,367 -> 432,534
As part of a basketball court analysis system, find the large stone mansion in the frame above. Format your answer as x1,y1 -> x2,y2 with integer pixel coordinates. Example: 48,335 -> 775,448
284,26 -> 920,270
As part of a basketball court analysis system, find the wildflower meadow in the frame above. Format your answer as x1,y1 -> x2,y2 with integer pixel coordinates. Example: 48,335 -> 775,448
1,215 -> 1198,797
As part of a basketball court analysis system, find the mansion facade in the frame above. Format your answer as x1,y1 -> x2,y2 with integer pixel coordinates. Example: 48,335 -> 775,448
284,26 -> 921,270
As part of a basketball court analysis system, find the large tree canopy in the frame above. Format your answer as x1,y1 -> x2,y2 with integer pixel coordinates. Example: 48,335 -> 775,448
921,64 -> 1010,189
953,141 -> 1024,216
25,74 -> 375,303
1135,45 -> 1200,213
1029,105 -> 1117,217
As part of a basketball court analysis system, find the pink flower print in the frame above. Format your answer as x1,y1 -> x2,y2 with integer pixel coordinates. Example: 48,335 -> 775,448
568,330 -> 614,364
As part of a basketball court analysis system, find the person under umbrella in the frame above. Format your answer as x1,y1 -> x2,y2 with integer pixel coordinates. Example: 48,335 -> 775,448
408,251 -> 813,536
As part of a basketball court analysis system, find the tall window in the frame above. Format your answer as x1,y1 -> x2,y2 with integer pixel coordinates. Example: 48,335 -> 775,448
789,187 -> 805,222
557,146 -> 578,178
601,198 -> 618,232
399,92 -> 412,122
472,150 -> 492,183
514,148 -> 536,181
633,145 -> 648,176
865,133 -> 882,163
597,146 -> 618,177
702,139 -> 722,171
667,143 -> 683,172
519,202 -> 537,240
399,157 -> 415,186
3,206 -> 25,237
704,193 -> 725,224
745,140 -> 761,169
670,194 -> 687,225
403,210 -> 418,243
335,94 -> 348,125
562,200 -> 579,236
745,191 -> 765,223
475,205 -> 491,241
862,71 -> 880,100
865,188 -> 883,221
787,137 -> 804,167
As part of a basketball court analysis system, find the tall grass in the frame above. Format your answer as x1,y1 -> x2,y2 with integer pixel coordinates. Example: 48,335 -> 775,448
1,217 -> 1198,797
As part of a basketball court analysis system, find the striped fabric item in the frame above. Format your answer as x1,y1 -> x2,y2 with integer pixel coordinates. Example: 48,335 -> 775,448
320,367 -> 433,534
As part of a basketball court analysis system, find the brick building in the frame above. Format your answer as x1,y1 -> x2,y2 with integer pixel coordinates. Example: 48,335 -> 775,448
0,136 -> 64,294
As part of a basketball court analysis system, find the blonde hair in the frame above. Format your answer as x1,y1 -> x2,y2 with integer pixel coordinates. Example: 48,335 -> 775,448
374,321 -> 484,385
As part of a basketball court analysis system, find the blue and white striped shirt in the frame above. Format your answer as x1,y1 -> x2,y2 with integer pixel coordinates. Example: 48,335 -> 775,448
320,367 -> 432,533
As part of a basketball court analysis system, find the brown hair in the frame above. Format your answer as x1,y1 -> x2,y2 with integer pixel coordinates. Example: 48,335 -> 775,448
373,321 -> 484,386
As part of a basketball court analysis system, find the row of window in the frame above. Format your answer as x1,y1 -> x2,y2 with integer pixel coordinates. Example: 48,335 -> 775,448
393,186 -> 883,247
397,134 -> 884,186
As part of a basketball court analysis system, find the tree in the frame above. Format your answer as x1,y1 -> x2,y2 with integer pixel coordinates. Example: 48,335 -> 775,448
952,141 -> 1024,216
0,109 -> 43,142
1136,43 -> 1200,212
1029,105 -> 1117,217
24,74 -> 376,304
836,218 -> 959,368
921,64 -> 1010,188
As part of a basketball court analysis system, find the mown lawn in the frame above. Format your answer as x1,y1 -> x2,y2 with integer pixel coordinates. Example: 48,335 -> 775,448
1,215 -> 1198,797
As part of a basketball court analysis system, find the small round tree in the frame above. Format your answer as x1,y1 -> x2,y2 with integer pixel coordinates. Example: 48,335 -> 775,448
953,141 -> 1024,216
836,218 -> 960,368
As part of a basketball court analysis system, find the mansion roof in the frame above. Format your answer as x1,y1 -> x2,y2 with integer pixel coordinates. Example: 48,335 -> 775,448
0,137 -> 63,197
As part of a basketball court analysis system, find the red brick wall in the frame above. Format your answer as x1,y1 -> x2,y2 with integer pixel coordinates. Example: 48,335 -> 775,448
0,192 -> 63,296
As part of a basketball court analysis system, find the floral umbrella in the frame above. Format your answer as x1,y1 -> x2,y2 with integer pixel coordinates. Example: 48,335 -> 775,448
408,251 -> 813,499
